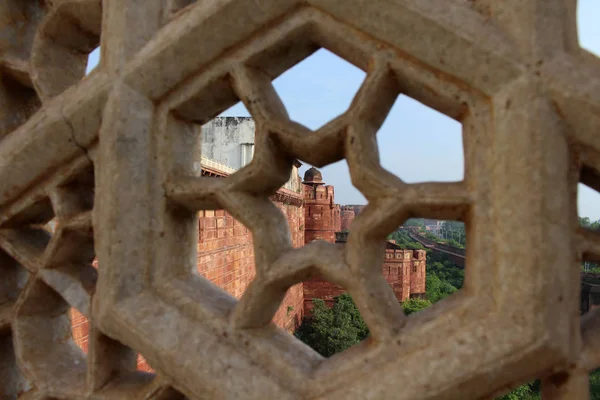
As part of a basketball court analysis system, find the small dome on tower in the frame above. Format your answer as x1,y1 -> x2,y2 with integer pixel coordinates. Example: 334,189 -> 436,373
303,167 -> 323,184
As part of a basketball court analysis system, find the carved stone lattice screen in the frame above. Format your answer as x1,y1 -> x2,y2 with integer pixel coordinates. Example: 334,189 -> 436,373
1,0 -> 600,399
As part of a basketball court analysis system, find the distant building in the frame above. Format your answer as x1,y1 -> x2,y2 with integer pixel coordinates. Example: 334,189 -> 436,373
200,117 -> 255,170
200,117 -> 302,192
302,168 -> 426,309
423,219 -> 442,235
303,167 -> 338,243
340,205 -> 355,231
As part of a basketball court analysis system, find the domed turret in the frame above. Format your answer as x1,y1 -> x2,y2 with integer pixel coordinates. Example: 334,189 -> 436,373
303,167 -> 324,184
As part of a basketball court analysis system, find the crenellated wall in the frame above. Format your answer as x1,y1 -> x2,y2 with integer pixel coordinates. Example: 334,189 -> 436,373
410,249 -> 427,298
303,184 -> 339,244
340,205 -> 355,231
301,169 -> 427,310
303,242 -> 427,312
382,245 -> 427,301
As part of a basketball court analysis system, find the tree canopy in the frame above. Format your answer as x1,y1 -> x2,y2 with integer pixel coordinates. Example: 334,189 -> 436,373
402,298 -> 432,315
580,217 -> 600,231
387,230 -> 426,250
440,220 -> 466,247
294,294 -> 369,357
580,216 -> 600,271
403,218 -> 426,229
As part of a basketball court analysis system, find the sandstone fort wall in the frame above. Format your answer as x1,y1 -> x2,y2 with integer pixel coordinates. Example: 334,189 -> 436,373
340,205 -> 355,231
196,200 -> 305,331
71,197 -> 305,371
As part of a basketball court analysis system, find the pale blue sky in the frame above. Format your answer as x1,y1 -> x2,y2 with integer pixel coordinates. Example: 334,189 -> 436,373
87,1 -> 600,219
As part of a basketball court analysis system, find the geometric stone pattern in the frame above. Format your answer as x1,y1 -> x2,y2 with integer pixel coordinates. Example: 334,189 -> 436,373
1,0 -> 600,399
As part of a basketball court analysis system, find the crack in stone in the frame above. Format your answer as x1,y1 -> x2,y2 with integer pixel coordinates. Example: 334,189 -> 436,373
60,108 -> 93,166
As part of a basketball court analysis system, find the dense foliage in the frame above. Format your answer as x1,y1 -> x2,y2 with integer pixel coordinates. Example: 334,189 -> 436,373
496,371 -> 600,400
294,294 -> 369,357
394,219 -> 466,248
580,217 -> 600,271
401,298 -> 432,315
403,218 -> 426,229
592,371 -> 600,400
426,251 -> 464,295
421,231 -> 439,241
387,230 -> 426,250
439,220 -> 466,247
295,295 -> 434,357
497,382 -> 539,400
580,217 -> 600,231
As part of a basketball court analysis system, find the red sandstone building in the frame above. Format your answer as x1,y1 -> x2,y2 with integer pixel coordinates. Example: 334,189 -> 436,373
340,205 -> 355,231
69,118 -> 426,370
303,167 -> 339,243
301,168 -> 426,311
194,165 -> 426,329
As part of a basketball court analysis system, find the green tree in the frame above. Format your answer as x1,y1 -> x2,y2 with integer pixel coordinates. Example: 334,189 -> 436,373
498,369 -> 600,399
580,217 -> 600,231
426,274 -> 458,303
440,221 -> 466,246
295,295 -> 437,357
402,298 -> 432,315
423,231 -> 439,241
387,230 -> 425,250
426,251 -> 465,289
295,294 -> 369,357
590,369 -> 600,400
580,216 -> 600,270
446,238 -> 464,249
404,218 -> 426,230
581,216 -> 592,227
496,383 -> 538,400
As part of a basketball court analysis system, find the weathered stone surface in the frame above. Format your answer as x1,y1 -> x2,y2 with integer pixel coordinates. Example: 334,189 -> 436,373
0,0 -> 598,399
